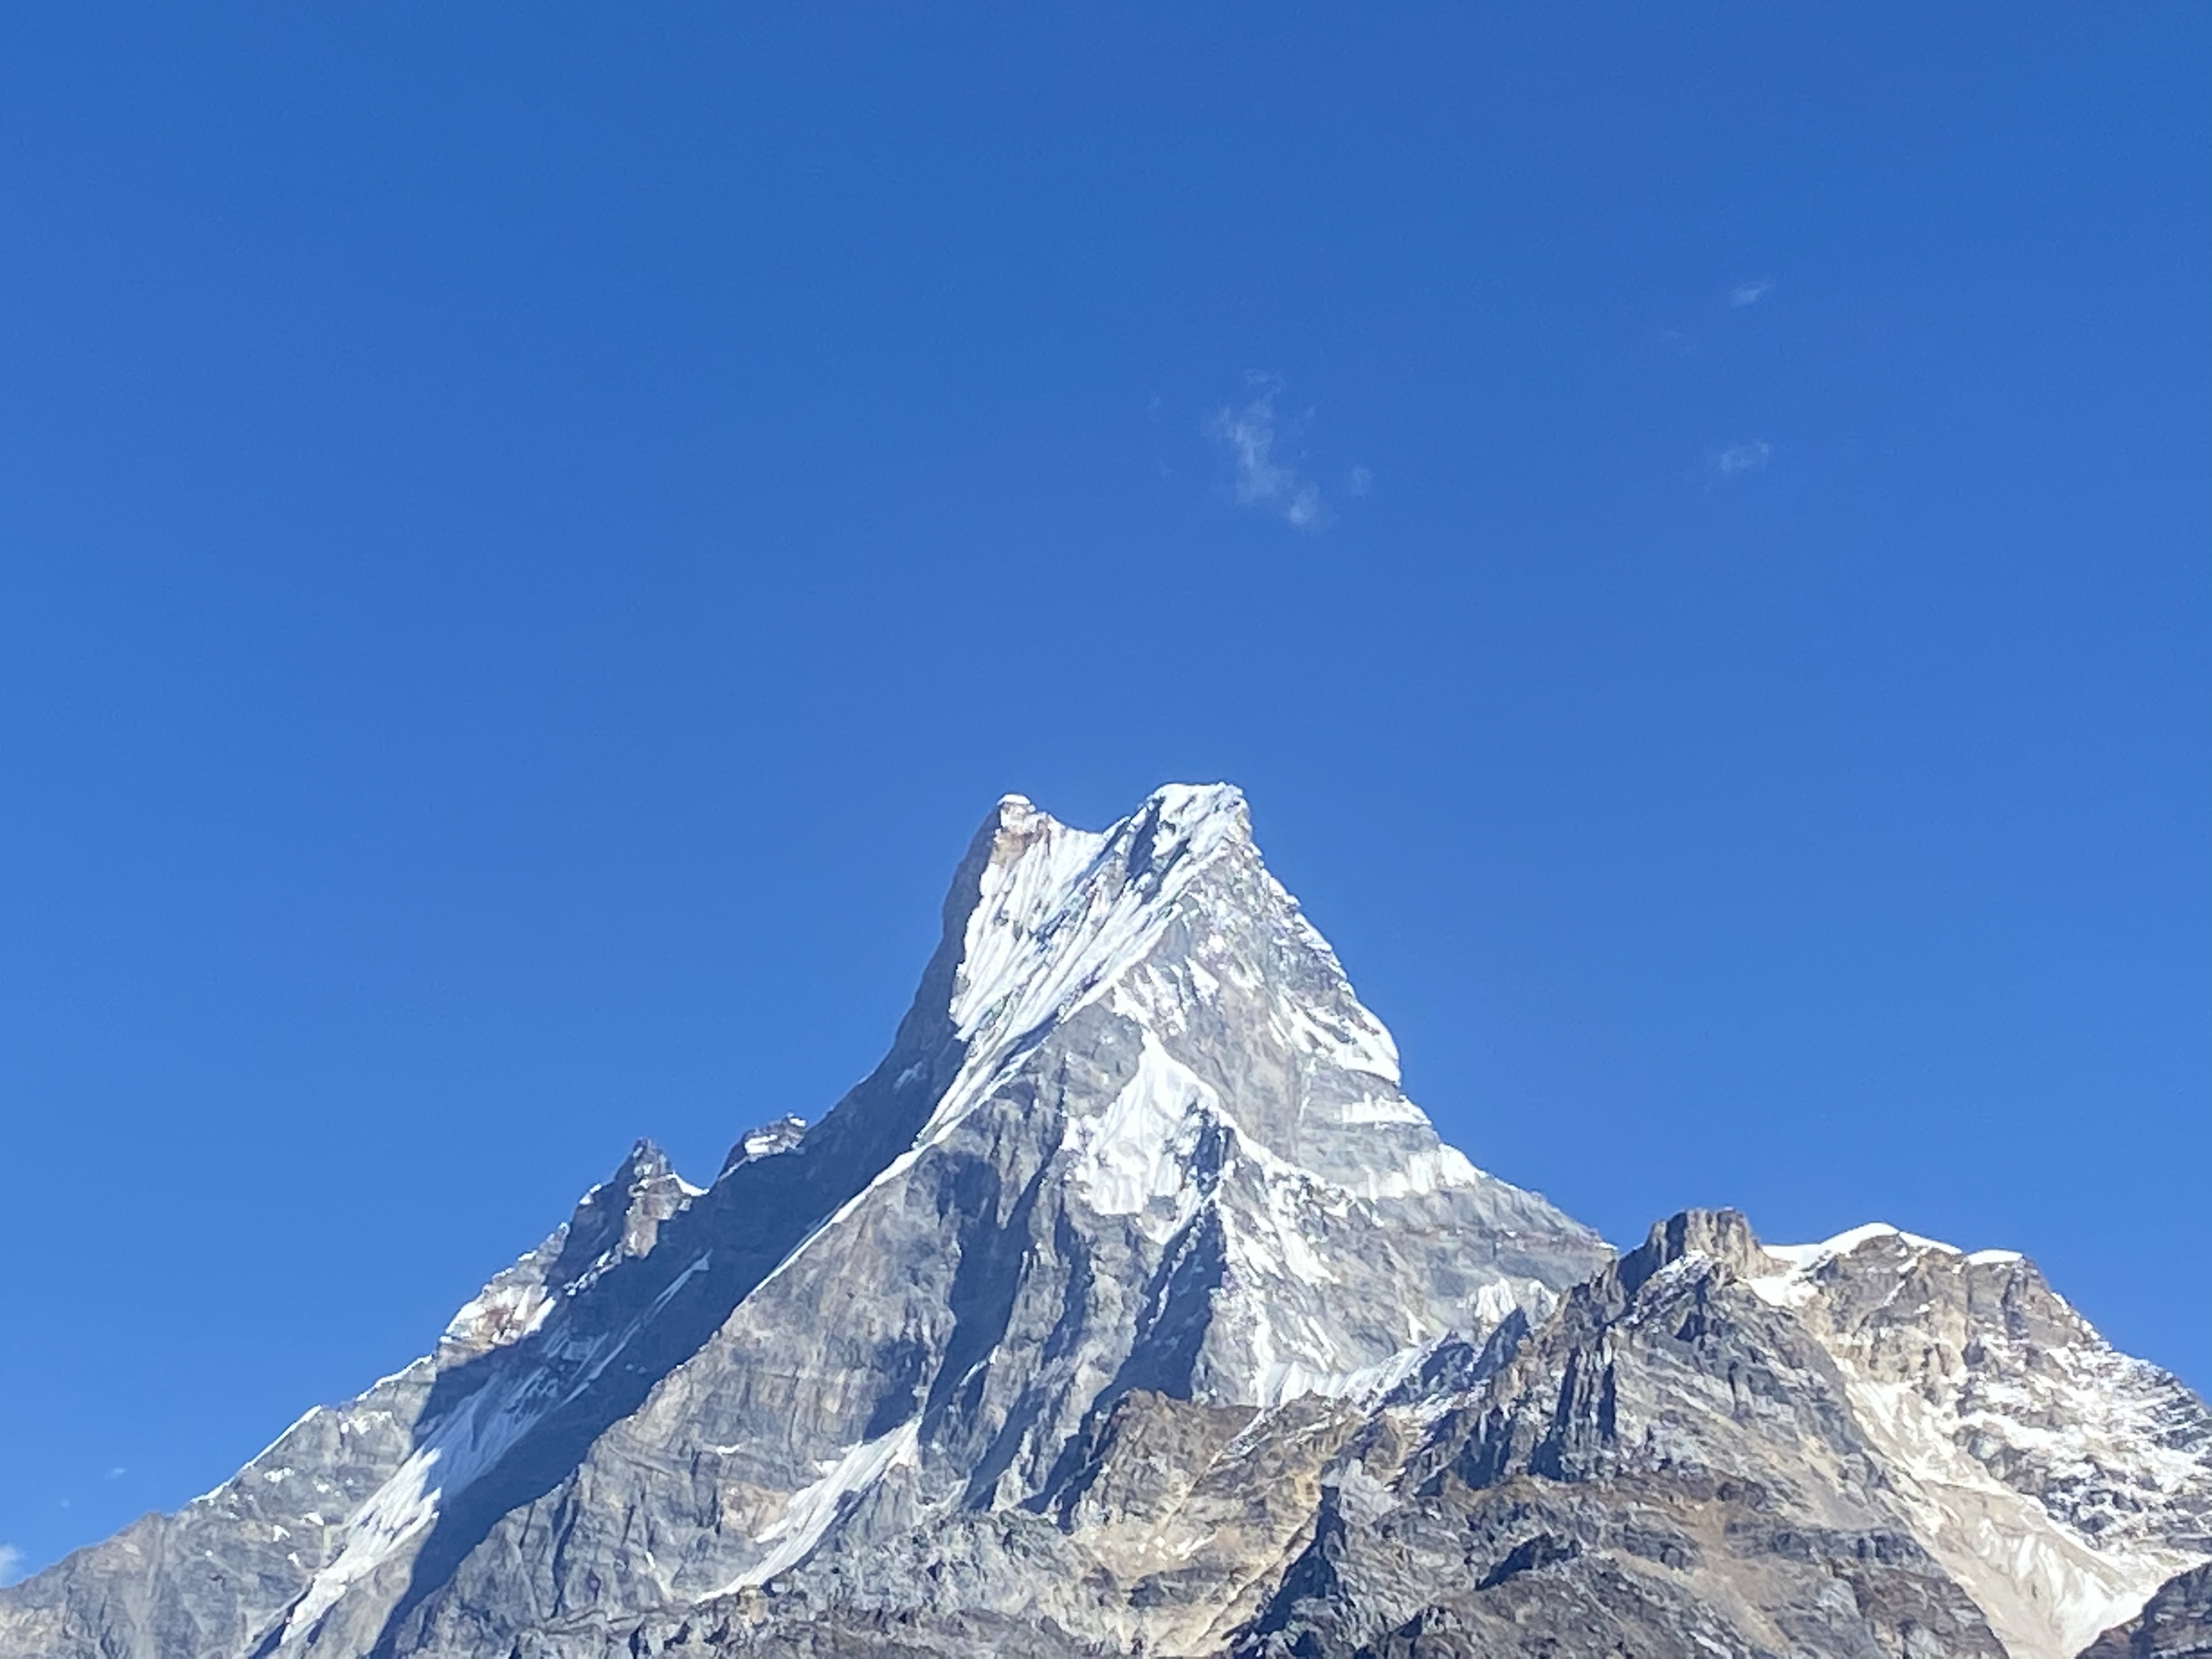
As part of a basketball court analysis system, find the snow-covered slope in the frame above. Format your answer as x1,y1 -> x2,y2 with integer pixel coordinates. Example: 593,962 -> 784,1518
2081,1561 -> 2212,1659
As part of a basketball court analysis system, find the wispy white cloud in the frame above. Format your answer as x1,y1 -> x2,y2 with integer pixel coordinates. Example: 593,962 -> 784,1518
1348,465 -> 1373,498
1709,439 -> 1774,478
1211,375 -> 1331,532
1728,278 -> 1775,308
0,1544 -> 25,1587
106,1466 -> 127,1480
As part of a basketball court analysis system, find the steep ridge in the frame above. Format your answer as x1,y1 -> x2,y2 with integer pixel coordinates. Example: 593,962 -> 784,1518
438,1142 -> 700,1364
3,785 -> 2204,1659
0,1139 -> 706,1659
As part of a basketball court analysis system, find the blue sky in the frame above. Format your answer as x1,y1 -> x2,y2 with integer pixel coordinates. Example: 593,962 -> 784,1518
2,5 -> 2207,1580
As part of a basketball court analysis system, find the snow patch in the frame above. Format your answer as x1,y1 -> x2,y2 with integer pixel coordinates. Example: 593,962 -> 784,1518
1762,1222 -> 1963,1267
719,1420 -> 921,1592
1069,1036 -> 1215,1223
1752,1223 -> 2035,1309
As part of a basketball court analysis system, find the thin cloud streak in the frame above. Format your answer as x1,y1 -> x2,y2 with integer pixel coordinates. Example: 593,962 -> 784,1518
1211,376 -> 1331,532
1709,439 -> 1774,477
1729,278 -> 1775,308
0,1544 -> 25,1587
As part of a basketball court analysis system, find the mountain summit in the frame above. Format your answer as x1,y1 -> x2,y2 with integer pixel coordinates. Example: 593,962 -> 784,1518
4,786 -> 2208,1659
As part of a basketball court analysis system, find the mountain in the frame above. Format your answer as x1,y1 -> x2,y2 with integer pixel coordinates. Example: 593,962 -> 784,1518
3,783 -> 2206,1659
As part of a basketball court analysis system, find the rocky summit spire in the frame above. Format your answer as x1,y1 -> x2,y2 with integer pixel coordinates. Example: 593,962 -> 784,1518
438,1141 -> 699,1364
5,786 -> 2208,1659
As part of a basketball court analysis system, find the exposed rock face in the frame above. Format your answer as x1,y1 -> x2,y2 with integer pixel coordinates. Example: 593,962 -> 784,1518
1,785 -> 2205,1659
2082,1564 -> 2212,1659
437,1141 -> 701,1364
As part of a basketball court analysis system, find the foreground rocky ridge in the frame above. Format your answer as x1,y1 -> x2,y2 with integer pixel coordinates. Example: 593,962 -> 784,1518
3,786 -> 2207,1659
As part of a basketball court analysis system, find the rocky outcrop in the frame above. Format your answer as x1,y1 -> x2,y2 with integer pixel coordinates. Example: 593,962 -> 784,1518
2081,1564 -> 2212,1659
1,786 -> 2204,1659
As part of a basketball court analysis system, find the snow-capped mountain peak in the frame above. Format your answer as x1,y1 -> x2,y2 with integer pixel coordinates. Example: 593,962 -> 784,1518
946,783 -> 1250,1046
4,787 -> 2207,1659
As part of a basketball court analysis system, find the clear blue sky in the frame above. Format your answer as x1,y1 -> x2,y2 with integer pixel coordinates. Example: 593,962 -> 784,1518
2,5 -> 2205,1581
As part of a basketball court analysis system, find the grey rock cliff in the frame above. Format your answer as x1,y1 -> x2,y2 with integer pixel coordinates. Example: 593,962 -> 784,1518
2082,1564 -> 2212,1659
2,786 -> 2204,1659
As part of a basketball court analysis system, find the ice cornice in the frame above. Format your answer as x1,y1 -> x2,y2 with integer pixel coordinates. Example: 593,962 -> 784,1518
1763,1221 -> 1954,1267
1760,1220 -> 2027,1272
